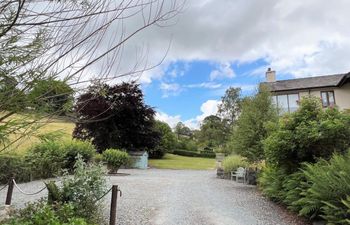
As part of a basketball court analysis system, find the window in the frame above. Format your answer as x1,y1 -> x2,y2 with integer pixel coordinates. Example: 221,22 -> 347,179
321,91 -> 335,107
273,93 -> 300,113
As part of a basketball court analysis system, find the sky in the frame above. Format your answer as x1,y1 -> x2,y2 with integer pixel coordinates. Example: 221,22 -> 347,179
86,0 -> 350,129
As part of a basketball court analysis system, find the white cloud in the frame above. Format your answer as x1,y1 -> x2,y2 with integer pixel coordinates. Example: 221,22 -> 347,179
62,0 -> 350,87
160,82 -> 182,98
156,99 -> 220,130
130,0 -> 350,82
185,100 -> 221,129
209,62 -> 235,80
155,111 -> 181,128
184,82 -> 222,89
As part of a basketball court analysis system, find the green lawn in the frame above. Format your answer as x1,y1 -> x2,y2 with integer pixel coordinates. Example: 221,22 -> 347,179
149,153 -> 216,170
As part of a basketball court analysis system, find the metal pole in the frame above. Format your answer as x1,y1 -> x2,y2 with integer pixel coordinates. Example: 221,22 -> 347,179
109,185 -> 118,225
5,177 -> 14,205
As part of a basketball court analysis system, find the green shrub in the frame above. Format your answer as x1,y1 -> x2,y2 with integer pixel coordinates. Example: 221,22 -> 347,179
46,155 -> 107,224
102,149 -> 130,173
296,152 -> 350,223
264,97 -> 350,172
26,141 -> 66,179
222,155 -> 248,173
3,200 -> 90,225
0,154 -> 31,184
62,140 -> 95,171
172,149 -> 215,158
258,165 -> 287,202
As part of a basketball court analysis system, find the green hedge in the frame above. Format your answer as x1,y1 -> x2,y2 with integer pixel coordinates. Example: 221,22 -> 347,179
0,154 -> 31,184
0,140 -> 96,184
173,149 -> 215,158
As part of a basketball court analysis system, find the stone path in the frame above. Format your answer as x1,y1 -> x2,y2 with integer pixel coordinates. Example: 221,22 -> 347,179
0,169 -> 308,225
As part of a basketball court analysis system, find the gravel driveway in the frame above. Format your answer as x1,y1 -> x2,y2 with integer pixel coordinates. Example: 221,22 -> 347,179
0,169 -> 308,225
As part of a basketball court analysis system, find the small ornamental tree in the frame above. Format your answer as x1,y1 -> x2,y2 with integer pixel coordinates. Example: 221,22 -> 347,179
73,82 -> 160,153
263,96 -> 350,171
229,84 -> 278,162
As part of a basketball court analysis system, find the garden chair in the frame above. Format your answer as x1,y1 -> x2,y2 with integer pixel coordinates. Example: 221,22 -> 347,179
230,167 -> 246,183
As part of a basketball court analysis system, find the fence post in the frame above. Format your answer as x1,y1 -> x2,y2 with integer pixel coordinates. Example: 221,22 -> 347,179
5,177 -> 14,205
109,185 -> 119,225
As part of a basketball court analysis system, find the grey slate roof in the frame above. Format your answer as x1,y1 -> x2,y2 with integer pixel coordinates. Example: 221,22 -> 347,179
263,73 -> 350,92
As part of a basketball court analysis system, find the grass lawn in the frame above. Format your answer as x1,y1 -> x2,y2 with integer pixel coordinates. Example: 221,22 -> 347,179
149,153 -> 216,170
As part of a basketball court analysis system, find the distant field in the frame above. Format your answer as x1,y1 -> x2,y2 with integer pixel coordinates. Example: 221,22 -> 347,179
2,114 -> 74,154
149,154 -> 216,170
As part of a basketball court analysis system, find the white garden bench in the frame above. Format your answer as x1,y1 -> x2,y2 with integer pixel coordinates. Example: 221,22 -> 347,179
230,167 -> 246,183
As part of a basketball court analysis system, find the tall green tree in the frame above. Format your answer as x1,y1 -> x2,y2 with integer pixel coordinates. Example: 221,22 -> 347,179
150,121 -> 177,158
198,115 -> 229,148
229,85 -> 278,162
73,82 -> 160,153
174,122 -> 192,138
28,78 -> 74,115
217,87 -> 242,125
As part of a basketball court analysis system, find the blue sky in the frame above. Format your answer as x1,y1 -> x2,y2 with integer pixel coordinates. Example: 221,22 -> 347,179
142,59 -> 294,128
84,0 -> 350,129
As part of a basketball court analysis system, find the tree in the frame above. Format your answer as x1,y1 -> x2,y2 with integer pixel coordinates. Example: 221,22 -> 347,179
217,87 -> 242,125
150,121 -> 177,158
73,82 -> 160,153
229,85 -> 278,162
264,96 -> 350,172
0,0 -> 183,152
28,78 -> 74,115
198,115 -> 229,148
174,122 -> 192,138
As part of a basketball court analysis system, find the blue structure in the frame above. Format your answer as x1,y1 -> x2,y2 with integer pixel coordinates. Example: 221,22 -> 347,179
129,151 -> 148,169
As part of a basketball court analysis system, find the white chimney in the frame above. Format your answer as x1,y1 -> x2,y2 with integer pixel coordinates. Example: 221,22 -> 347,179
266,68 -> 276,82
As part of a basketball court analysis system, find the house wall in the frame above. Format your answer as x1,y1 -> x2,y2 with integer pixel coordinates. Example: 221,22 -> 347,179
334,82 -> 350,110
275,82 -> 350,111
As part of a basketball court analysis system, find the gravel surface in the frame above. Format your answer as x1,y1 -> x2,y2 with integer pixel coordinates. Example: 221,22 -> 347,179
0,169 -> 309,225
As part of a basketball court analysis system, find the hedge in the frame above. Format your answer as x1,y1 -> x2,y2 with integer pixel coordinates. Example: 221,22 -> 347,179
172,149 -> 215,158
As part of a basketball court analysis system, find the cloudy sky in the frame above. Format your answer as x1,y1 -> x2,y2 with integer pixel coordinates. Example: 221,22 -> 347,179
116,0 -> 350,129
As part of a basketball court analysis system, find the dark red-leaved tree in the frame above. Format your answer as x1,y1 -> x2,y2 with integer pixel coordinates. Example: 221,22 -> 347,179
73,82 -> 160,153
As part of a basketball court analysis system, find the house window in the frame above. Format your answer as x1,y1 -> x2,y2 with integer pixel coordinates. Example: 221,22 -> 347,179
273,93 -> 299,113
321,91 -> 335,107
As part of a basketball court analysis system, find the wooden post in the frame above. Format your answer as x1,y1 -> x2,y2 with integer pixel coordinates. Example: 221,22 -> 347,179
5,177 -> 14,205
109,185 -> 118,225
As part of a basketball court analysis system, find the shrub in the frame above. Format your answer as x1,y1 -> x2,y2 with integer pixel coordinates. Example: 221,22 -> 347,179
222,155 -> 248,173
62,140 -> 95,171
172,149 -> 215,158
26,141 -> 66,179
295,152 -> 350,223
3,200 -> 90,225
264,97 -> 350,172
0,154 -> 31,184
102,149 -> 130,173
258,165 -> 287,202
46,155 -> 107,224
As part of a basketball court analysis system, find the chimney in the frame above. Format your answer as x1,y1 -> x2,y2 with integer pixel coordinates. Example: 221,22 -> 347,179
266,68 -> 276,82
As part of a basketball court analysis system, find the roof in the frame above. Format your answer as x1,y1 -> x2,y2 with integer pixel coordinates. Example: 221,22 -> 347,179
263,73 -> 350,92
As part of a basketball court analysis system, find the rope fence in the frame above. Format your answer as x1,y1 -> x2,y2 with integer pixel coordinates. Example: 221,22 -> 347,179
2,177 -> 122,225
12,179 -> 47,196
0,184 -> 7,192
